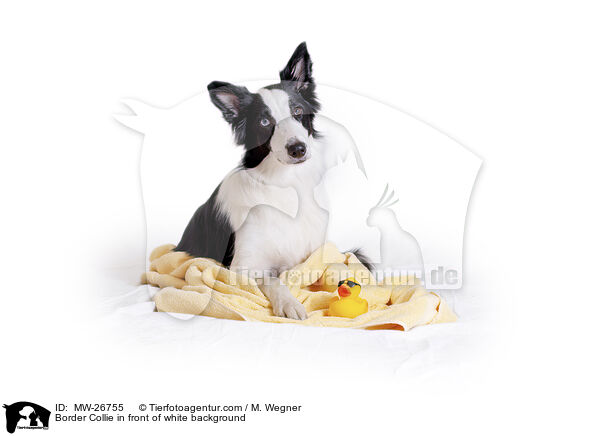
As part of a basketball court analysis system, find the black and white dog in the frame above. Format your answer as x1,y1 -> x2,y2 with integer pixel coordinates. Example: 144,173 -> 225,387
176,43 -> 369,320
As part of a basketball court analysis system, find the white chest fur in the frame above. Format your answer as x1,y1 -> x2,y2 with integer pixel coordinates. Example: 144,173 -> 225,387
217,147 -> 330,275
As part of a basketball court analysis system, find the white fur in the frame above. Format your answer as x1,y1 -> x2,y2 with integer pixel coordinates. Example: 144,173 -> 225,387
215,88 -> 334,319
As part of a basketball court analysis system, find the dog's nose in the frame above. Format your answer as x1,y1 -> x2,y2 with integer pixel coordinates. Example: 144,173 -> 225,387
286,141 -> 306,159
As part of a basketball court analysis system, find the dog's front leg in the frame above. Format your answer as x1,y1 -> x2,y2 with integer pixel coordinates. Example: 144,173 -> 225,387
256,274 -> 307,320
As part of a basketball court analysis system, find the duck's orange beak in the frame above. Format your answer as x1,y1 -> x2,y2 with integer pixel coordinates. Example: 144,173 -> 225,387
338,284 -> 351,297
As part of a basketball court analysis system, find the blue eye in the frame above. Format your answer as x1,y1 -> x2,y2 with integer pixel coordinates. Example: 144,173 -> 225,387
260,118 -> 270,127
293,107 -> 303,116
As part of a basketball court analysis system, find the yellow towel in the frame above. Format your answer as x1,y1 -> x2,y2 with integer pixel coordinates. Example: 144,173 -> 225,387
143,242 -> 457,330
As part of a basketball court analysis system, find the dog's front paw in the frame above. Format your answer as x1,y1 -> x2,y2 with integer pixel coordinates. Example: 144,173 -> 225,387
273,296 -> 307,320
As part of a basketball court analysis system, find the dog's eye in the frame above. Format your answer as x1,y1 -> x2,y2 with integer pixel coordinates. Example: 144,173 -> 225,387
260,118 -> 270,127
293,107 -> 303,116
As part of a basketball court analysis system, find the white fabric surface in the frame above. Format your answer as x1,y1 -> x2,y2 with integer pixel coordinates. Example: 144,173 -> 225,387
98,262 -> 495,382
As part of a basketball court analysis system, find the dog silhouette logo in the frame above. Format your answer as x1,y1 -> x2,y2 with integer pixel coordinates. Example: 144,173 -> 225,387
3,402 -> 50,433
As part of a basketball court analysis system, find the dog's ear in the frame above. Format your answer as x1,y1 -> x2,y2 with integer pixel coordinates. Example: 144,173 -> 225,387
207,81 -> 251,123
280,42 -> 314,91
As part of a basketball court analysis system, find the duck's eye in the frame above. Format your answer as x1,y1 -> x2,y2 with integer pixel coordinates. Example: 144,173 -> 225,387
260,118 -> 270,127
293,107 -> 303,116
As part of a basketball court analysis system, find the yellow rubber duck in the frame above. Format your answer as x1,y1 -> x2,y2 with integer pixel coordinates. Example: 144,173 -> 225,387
328,278 -> 368,318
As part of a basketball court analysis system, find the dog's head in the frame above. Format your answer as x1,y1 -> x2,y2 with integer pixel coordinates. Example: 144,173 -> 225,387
207,42 -> 320,169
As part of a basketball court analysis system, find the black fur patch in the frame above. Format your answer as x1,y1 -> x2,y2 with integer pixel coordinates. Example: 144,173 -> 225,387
175,184 -> 235,265
264,81 -> 320,138
278,42 -> 319,109
207,81 -> 276,169
351,248 -> 374,272
270,41 -> 320,137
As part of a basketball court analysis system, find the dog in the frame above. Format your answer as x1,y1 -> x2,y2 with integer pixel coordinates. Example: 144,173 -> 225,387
176,42 -> 370,319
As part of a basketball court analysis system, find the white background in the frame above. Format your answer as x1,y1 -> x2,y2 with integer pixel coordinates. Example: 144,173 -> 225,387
1,1 -> 599,435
